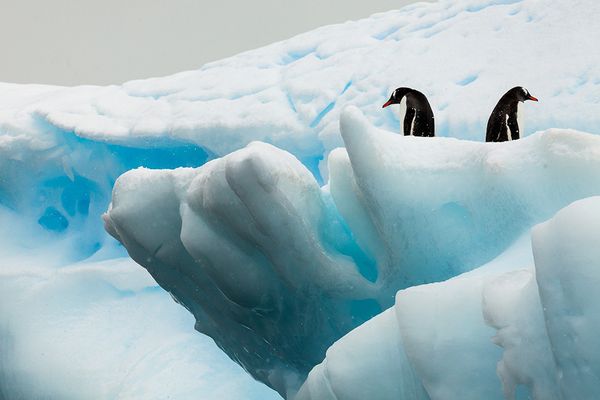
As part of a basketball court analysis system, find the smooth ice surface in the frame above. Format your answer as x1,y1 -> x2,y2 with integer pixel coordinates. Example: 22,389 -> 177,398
104,106 -> 600,396
532,197 -> 600,399
296,234 -> 533,400
297,197 -> 600,400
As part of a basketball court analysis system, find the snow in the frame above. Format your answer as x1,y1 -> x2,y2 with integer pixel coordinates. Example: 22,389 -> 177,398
2,0 -> 600,398
0,0 -> 598,166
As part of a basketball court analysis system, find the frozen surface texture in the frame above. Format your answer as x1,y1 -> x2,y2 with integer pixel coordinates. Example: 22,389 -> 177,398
105,107 -> 600,396
296,197 -> 600,400
0,0 -> 598,169
2,0 -> 600,398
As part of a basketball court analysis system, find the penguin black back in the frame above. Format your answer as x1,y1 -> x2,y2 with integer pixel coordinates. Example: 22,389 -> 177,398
486,86 -> 538,142
383,87 -> 435,137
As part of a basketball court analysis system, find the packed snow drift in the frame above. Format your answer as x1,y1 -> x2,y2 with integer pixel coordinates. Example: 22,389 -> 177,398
2,0 -> 600,398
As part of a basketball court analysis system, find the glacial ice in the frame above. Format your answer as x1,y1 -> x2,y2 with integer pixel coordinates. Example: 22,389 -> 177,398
297,197 -> 600,400
2,0 -> 600,398
104,106 -> 600,397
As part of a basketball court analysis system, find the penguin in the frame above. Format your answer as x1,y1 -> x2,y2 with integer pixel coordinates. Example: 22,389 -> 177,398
486,86 -> 538,142
382,87 -> 435,137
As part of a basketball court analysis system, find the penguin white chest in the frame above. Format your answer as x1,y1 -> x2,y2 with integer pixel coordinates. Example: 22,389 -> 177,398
505,103 -> 523,141
505,114 -> 512,140
396,97 -> 415,135
397,97 -> 407,125
517,102 -> 524,138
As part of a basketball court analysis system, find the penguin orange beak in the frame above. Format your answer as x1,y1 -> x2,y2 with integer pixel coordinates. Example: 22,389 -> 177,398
382,100 -> 393,108
528,95 -> 539,102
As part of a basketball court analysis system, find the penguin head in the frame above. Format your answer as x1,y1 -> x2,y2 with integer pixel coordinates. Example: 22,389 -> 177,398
511,86 -> 539,103
382,87 -> 412,108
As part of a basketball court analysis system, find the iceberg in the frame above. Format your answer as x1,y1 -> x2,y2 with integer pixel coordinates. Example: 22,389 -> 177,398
104,106 -> 600,396
2,0 -> 600,398
297,196 -> 600,400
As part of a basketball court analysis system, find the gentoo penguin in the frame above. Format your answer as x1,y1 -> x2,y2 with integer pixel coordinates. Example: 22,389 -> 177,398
486,86 -> 538,142
382,87 -> 435,137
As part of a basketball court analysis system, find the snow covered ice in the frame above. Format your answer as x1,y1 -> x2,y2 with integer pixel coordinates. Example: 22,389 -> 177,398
0,0 -> 598,168
2,0 -> 600,398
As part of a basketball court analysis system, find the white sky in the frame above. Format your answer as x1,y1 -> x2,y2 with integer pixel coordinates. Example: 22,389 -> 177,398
0,0 -> 421,86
